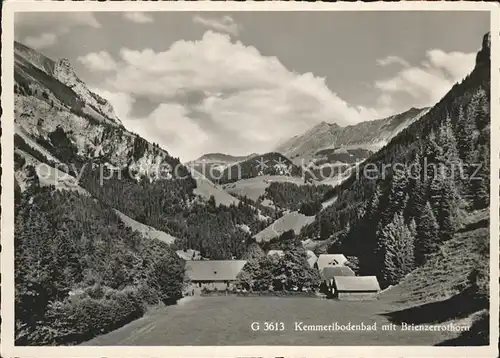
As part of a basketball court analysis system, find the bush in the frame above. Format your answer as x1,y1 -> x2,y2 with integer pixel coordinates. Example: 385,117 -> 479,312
16,286 -> 148,346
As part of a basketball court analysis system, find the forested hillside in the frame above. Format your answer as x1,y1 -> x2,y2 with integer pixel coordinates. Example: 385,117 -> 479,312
13,41 -> 272,345
15,186 -> 185,345
218,152 -> 302,184
300,32 -> 491,289
260,182 -> 331,214
188,152 -> 258,183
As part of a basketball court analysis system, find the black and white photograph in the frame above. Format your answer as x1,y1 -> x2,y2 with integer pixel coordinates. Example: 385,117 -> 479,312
1,1 -> 499,356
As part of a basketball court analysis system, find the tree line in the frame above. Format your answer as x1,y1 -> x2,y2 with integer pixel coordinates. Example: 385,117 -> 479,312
15,186 -> 185,345
261,181 -> 331,215
238,239 -> 321,293
300,70 -> 490,289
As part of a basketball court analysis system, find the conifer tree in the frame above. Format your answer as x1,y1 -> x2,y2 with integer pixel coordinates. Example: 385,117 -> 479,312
377,213 -> 415,287
427,118 -> 462,231
414,201 -> 439,265
243,243 -> 265,261
437,115 -> 461,178
355,185 -> 383,275
468,88 -> 489,130
379,166 -> 409,230
435,177 -> 461,242
455,105 -> 478,164
472,134 -> 490,209
424,131 -> 443,170
422,131 -> 444,198
406,175 -> 428,221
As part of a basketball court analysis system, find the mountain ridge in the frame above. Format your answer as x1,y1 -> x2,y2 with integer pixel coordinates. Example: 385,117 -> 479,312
15,40 -> 122,127
275,106 -> 429,165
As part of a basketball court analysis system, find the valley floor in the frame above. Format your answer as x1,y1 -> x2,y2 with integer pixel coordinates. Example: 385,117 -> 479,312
82,296 -> 473,346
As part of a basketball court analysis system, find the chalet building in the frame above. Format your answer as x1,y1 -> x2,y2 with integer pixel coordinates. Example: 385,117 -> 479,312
267,249 -> 318,268
184,260 -> 247,292
331,276 -> 381,300
320,266 -> 355,296
315,254 -> 348,271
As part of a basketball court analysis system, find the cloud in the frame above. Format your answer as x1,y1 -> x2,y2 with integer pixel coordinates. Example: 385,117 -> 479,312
16,13 -> 101,32
89,88 -> 134,120
374,49 -> 475,108
376,55 -> 410,68
426,49 -> 476,80
23,32 -> 57,50
16,12 -> 101,49
123,12 -> 154,24
78,51 -> 118,72
91,88 -> 209,161
193,15 -> 239,36
93,31 -> 391,161
92,32 -> 474,161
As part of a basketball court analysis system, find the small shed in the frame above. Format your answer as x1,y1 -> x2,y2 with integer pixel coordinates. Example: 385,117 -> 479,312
332,276 -> 381,300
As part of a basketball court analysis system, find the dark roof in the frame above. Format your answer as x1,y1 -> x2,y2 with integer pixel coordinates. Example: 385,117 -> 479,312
333,276 -> 381,292
185,260 -> 247,281
321,266 -> 355,280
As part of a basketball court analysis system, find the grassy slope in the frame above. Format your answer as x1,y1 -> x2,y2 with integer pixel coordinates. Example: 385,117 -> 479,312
254,211 -> 316,242
113,209 -> 177,245
190,168 -> 240,207
379,210 -> 490,345
380,210 -> 488,307
82,296 -> 463,346
83,209 -> 491,346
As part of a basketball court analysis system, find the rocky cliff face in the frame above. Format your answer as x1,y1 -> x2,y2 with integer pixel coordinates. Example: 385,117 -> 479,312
14,41 -> 55,74
14,42 -> 181,182
15,41 -> 122,127
52,58 -> 122,125
476,32 -> 491,69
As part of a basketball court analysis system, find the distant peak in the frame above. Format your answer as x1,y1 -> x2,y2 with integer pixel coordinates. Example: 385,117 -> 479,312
483,32 -> 491,50
407,106 -> 428,113
314,121 -> 338,130
476,32 -> 490,68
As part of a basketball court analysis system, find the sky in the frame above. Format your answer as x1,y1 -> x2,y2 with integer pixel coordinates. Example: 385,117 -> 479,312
15,11 -> 489,162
